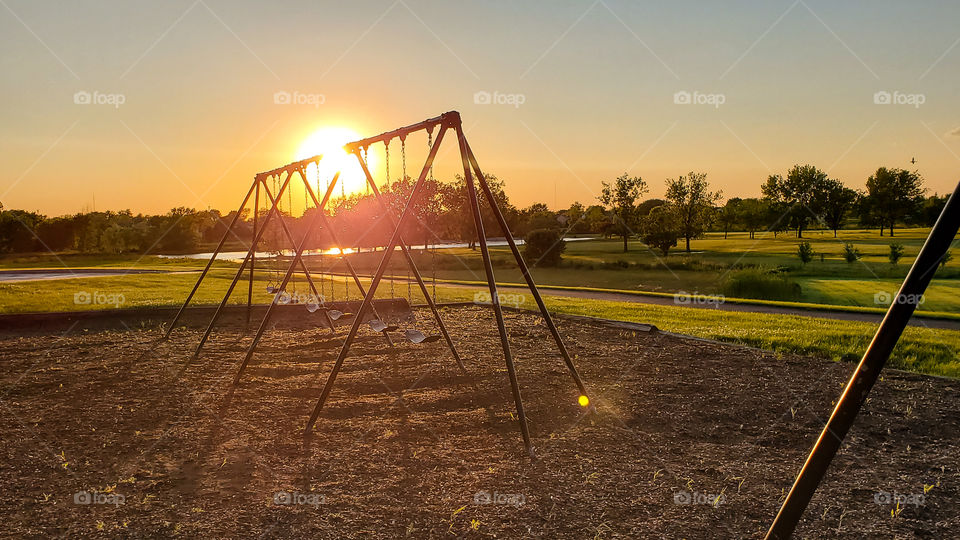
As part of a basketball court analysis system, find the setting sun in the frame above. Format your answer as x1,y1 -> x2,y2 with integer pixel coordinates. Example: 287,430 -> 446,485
295,127 -> 375,200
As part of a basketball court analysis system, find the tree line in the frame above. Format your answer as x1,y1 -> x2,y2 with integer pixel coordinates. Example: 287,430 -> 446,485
0,165 -> 947,256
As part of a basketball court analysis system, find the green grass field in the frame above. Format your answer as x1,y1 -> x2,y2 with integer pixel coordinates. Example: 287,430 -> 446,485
1,227 -> 956,378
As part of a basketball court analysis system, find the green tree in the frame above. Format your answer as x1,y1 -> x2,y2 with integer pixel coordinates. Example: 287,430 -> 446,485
665,172 -> 721,251
640,204 -> 681,256
815,179 -> 858,237
599,173 -> 648,252
864,167 -> 925,237
762,164 -> 828,238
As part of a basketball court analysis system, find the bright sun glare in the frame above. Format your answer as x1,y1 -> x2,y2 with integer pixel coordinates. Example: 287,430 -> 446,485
295,127 -> 374,199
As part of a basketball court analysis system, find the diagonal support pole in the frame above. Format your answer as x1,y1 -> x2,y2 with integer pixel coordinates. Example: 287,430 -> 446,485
354,150 -> 464,371
164,177 -> 258,339
300,169 -> 394,347
246,180 -> 260,329
190,170 -> 295,358
765,180 -> 960,539
456,125 -> 534,458
305,124 -> 450,433
464,139 -> 589,399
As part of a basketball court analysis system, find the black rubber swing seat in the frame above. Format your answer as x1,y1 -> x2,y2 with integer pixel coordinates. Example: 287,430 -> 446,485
404,329 -> 441,344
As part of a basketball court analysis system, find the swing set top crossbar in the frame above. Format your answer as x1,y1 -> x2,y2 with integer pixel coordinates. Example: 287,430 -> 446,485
253,111 -> 460,180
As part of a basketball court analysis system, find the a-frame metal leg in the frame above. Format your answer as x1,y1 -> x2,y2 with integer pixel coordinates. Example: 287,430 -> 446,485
164,177 -> 258,339
464,139 -> 590,399
765,180 -> 960,539
300,171 -> 395,347
305,125 -> 449,433
191,171 -> 295,358
234,171 -> 396,384
354,154 -> 464,371
456,126 -> 534,458
246,180 -> 260,329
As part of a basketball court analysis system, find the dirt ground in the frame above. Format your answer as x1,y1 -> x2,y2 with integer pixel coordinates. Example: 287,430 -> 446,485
0,305 -> 957,538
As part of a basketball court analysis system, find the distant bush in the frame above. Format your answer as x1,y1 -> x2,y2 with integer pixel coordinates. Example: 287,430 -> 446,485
888,242 -> 905,265
842,242 -> 861,263
797,241 -> 814,265
721,268 -> 802,301
523,229 -> 566,266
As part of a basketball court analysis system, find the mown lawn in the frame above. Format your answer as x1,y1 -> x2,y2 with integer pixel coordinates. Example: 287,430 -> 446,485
1,271 -> 957,379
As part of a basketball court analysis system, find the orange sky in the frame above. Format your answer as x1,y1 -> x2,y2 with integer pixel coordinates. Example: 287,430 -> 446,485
1,1 -> 959,216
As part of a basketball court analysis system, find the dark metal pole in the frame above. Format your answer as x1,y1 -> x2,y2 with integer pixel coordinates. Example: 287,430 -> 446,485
766,179 -> 960,539
234,170 -> 341,384
464,140 -> 589,398
456,125 -> 534,458
246,180 -> 259,329
354,151 -> 464,371
164,178 -> 258,339
300,171 -> 394,347
191,172 -> 293,358
259,175 -> 335,333
305,124 -> 449,433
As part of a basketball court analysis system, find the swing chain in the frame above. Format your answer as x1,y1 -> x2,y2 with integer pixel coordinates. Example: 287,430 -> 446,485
400,135 -> 407,182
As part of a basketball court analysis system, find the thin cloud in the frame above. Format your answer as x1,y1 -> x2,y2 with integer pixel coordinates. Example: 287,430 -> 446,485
949,126 -> 960,137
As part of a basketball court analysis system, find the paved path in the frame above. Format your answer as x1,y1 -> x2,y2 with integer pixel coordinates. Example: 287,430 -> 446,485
437,281 -> 960,331
0,268 -> 177,282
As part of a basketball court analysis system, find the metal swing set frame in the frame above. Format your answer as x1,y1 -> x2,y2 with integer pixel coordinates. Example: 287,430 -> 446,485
162,110 -> 960,534
164,111 -> 590,458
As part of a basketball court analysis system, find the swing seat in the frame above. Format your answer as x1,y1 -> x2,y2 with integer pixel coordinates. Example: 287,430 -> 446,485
405,329 -> 441,344
266,285 -> 277,294
328,309 -> 353,321
305,301 -> 319,313
368,319 -> 399,333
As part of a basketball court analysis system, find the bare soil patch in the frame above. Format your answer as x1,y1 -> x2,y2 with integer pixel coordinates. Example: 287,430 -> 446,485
0,305 -> 957,538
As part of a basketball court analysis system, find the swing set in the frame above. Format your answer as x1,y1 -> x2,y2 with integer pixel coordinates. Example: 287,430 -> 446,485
164,111 -> 591,457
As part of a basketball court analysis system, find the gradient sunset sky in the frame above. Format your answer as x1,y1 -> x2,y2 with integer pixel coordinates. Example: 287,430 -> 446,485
1,0 -> 958,216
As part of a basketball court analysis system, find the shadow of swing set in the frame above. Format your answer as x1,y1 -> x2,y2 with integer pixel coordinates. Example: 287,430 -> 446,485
164,111 -> 591,459
163,111 -> 960,537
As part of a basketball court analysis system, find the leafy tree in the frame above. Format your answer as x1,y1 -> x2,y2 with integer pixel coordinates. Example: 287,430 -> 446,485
599,173 -> 648,252
636,198 -> 666,218
864,167 -> 925,237
523,228 -> 566,266
815,179 -> 859,237
665,171 -> 721,252
914,194 -> 949,227
797,241 -> 814,265
716,198 -> 741,239
762,164 -> 828,238
737,198 -> 769,239
640,204 -> 680,256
